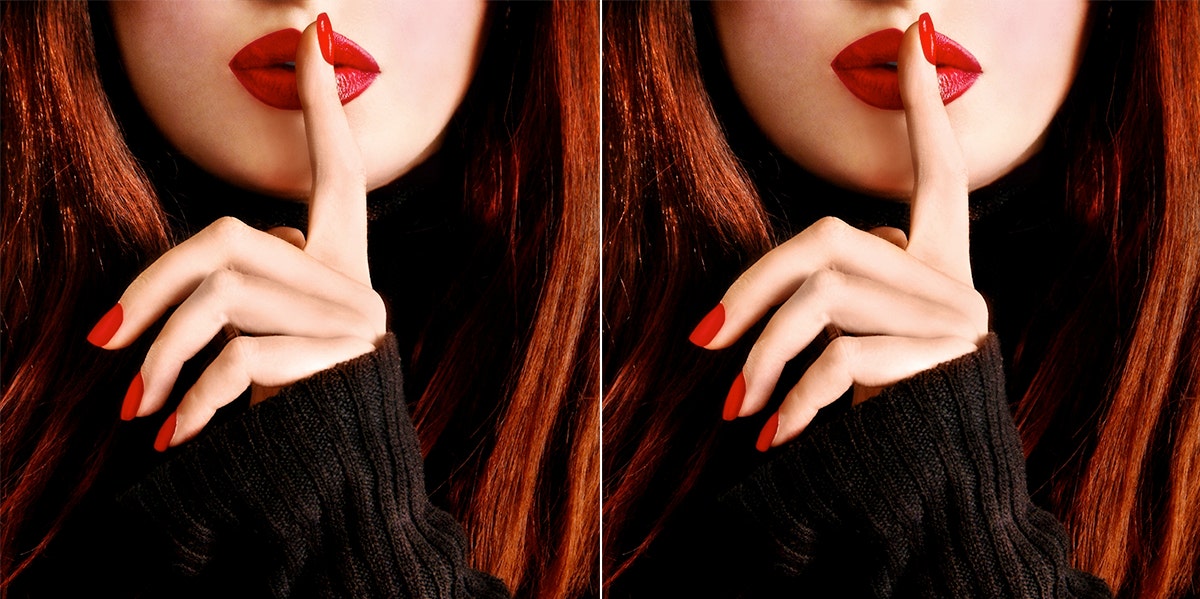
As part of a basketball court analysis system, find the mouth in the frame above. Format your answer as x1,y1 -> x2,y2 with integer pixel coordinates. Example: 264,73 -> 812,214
830,28 -> 981,111
229,28 -> 380,111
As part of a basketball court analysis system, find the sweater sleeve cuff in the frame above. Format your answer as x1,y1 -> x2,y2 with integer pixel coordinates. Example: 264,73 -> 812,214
723,335 -> 1111,596
119,334 -> 509,598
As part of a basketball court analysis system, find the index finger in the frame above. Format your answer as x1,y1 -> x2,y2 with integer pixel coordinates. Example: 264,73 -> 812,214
296,13 -> 371,285
899,14 -> 972,285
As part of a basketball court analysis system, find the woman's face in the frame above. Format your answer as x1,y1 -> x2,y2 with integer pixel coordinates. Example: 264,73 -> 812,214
110,1 -> 487,199
711,1 -> 1089,198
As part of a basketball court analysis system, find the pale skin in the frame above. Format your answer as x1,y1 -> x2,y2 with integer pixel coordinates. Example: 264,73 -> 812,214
696,20 -> 989,448
93,21 -> 384,447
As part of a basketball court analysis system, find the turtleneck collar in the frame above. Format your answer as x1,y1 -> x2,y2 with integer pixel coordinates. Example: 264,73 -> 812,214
746,141 -> 1065,242
143,145 -> 457,240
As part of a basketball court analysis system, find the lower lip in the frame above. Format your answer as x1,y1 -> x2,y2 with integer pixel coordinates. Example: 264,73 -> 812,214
230,67 -> 378,111
832,67 -> 980,111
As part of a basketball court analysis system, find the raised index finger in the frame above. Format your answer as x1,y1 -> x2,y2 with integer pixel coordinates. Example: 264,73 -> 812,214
296,14 -> 371,285
899,14 -> 972,285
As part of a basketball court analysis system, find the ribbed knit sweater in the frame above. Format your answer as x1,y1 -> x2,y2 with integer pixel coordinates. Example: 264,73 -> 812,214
608,122 -> 1118,595
9,147 -> 514,597
722,336 -> 1112,597
119,334 -> 510,598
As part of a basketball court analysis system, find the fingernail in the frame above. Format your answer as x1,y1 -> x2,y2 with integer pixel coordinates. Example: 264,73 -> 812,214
316,13 -> 335,65
87,303 -> 123,347
121,372 -> 143,421
756,413 -> 779,452
723,372 -> 746,421
154,412 -> 177,452
919,13 -> 936,65
689,303 -> 725,347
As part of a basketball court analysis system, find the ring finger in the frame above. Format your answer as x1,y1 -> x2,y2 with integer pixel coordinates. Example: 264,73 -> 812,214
735,269 -> 982,418
129,269 -> 381,419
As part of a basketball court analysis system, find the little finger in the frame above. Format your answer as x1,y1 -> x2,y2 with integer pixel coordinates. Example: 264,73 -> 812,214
756,335 -> 978,450
130,269 -> 382,419
735,270 -> 983,418
155,335 -> 376,450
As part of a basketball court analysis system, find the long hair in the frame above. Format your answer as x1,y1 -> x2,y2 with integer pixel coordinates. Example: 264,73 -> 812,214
602,3 -> 1199,598
1,2 -> 599,597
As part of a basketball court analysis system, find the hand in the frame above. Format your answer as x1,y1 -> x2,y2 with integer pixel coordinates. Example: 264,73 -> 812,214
88,16 -> 386,451
690,16 -> 989,451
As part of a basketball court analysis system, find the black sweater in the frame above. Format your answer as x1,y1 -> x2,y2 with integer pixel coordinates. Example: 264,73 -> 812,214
723,336 -> 1111,597
10,151 -> 513,598
608,148 -> 1116,597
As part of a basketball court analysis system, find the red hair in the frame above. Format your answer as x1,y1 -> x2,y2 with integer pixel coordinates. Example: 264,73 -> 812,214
603,3 -> 1200,597
2,2 -> 598,597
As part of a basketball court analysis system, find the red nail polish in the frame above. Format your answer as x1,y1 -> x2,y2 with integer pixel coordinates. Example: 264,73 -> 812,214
689,303 -> 725,347
87,303 -> 123,347
723,373 -> 746,421
121,372 -> 143,421
919,13 -> 937,65
756,413 -> 779,452
154,412 -> 177,452
316,13 -> 335,65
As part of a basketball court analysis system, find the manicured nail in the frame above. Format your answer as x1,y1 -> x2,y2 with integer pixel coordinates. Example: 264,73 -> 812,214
689,303 -> 725,347
723,373 -> 746,421
154,412 -> 177,452
316,13 -> 335,65
87,303 -> 123,347
121,372 -> 143,421
756,413 -> 779,452
919,13 -> 936,65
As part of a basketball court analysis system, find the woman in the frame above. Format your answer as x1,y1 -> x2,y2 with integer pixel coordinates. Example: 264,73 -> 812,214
2,1 -> 598,597
604,2 -> 1197,597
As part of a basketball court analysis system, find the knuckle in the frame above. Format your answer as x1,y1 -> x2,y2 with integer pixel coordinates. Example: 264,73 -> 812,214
206,216 -> 250,245
802,269 -> 844,302
363,291 -> 388,330
797,270 -> 843,325
968,293 -> 990,333
222,336 -> 258,372
811,216 -> 851,249
825,336 -> 859,372
199,268 -> 243,299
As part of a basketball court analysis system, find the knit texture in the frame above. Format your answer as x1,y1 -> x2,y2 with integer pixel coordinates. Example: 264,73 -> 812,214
119,335 -> 510,598
722,336 -> 1112,597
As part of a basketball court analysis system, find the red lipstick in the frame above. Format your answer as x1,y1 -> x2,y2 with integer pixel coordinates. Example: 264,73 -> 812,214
229,28 -> 380,111
831,28 -> 981,111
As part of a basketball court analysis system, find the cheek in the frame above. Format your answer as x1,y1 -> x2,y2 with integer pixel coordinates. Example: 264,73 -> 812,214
350,0 -> 487,191
955,0 -> 1089,188
714,3 -> 918,197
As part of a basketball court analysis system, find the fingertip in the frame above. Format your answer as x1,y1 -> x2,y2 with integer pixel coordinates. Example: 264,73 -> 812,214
867,226 -> 909,249
266,226 -> 307,249
87,303 -> 123,348
154,412 -> 177,452
899,18 -> 938,104
688,303 -> 725,348
723,372 -> 746,421
121,372 -> 143,421
316,12 -> 334,65
918,13 -> 936,65
297,18 -> 337,110
756,412 -> 779,452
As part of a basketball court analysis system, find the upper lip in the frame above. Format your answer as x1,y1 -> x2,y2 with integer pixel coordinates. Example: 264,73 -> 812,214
229,28 -> 380,73
832,28 -> 981,73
